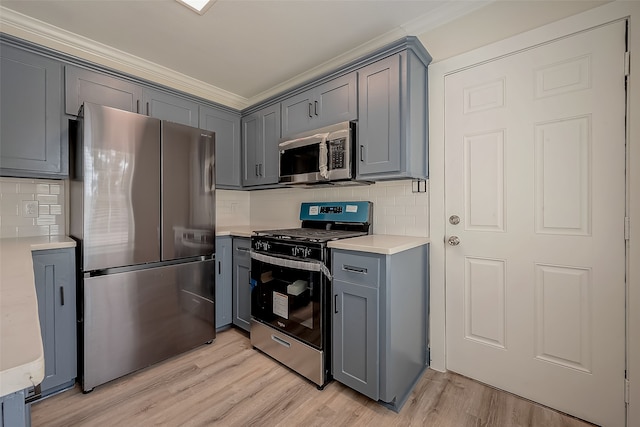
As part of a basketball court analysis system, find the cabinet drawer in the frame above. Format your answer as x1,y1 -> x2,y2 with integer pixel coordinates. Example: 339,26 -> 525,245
233,239 -> 251,261
332,251 -> 381,287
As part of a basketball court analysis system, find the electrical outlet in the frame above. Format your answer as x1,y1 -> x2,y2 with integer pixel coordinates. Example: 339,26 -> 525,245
22,200 -> 39,218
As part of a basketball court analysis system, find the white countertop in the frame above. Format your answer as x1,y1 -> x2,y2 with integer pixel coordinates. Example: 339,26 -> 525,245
216,224 -> 430,255
327,234 -> 430,255
0,236 -> 76,396
216,226 -> 255,238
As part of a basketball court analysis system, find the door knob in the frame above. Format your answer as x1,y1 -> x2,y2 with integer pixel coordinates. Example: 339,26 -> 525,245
449,215 -> 460,225
448,236 -> 461,246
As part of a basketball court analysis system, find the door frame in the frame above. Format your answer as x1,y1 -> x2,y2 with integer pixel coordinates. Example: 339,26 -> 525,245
427,1 -> 640,425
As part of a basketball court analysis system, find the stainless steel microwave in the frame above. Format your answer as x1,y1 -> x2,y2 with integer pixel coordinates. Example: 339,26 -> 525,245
278,121 -> 355,185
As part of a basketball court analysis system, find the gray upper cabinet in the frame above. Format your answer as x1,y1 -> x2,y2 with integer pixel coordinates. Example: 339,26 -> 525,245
142,88 -> 199,127
0,44 -> 67,178
281,72 -> 357,138
200,106 -> 242,189
357,51 -> 428,180
242,103 -> 281,187
65,65 -> 142,115
32,248 -> 77,398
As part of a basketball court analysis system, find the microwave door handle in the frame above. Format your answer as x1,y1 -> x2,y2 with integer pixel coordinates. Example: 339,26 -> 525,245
279,133 -> 330,150
319,140 -> 329,179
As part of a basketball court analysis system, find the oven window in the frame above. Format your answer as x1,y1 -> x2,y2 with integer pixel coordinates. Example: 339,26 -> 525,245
251,258 -> 323,349
280,145 -> 320,176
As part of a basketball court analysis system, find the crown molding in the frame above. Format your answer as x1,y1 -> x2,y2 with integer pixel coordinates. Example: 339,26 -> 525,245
0,6 -> 249,110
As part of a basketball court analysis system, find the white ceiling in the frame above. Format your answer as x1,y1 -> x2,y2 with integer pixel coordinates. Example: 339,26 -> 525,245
0,0 -> 491,108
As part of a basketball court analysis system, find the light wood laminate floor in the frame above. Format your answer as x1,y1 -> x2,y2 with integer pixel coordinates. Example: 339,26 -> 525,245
31,328 -> 594,427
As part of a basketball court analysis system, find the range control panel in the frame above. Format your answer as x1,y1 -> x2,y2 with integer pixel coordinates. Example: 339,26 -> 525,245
299,201 -> 372,224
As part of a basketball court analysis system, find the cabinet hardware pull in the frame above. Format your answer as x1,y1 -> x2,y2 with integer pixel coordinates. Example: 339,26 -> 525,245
343,265 -> 367,274
60,286 -> 65,306
334,294 -> 338,314
209,164 -> 214,191
146,102 -> 150,116
360,145 -> 365,162
258,163 -> 262,176
271,335 -> 291,348
314,100 -> 318,116
255,164 -> 259,177
308,103 -> 313,118
238,247 -> 251,253
136,100 -> 140,114
218,261 -> 221,275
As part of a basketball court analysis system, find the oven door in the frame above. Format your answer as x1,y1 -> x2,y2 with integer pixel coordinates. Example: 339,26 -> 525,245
250,253 -> 324,349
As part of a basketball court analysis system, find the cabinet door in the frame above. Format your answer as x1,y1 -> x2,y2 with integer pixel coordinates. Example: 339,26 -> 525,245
232,238 -> 252,331
260,103 -> 281,185
281,89 -> 314,138
215,236 -> 233,329
315,72 -> 357,128
65,65 -> 142,115
199,106 -> 242,189
357,54 -> 401,176
241,113 -> 260,186
142,88 -> 199,127
332,279 -> 379,400
0,44 -> 66,178
32,248 -> 77,396
242,103 -> 281,187
0,390 -> 28,427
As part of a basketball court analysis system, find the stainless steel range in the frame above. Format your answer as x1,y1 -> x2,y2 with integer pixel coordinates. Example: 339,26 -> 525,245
250,201 -> 373,388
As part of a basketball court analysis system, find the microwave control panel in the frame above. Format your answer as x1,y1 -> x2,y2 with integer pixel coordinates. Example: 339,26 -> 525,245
328,138 -> 346,169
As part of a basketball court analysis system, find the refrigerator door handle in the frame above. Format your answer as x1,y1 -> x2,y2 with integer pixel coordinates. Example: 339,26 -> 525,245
209,163 -> 214,193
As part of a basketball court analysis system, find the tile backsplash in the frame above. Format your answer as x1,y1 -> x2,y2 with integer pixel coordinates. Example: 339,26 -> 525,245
247,180 -> 429,237
0,177 -> 66,238
1,178 -> 427,239
216,189 -> 250,226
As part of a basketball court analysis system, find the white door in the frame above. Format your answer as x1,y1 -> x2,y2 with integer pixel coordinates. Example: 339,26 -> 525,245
444,21 -> 626,426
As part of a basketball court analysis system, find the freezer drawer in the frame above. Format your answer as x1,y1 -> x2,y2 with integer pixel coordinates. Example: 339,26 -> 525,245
81,260 -> 215,392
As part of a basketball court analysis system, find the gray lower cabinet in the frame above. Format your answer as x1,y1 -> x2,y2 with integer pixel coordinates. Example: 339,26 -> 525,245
65,65 -> 142,115
357,51 -> 429,180
142,88 -> 199,127
31,248 -> 77,398
232,237 -> 252,331
0,43 -> 67,178
241,103 -> 281,187
0,390 -> 29,427
332,244 -> 429,411
215,236 -> 233,329
281,72 -> 357,138
200,106 -> 242,189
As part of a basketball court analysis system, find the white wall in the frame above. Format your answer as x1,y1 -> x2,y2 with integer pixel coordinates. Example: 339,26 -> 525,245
419,0 -> 610,62
247,180 -> 429,236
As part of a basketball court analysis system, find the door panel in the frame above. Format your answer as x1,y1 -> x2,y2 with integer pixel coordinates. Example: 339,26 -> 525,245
82,260 -> 214,391
161,121 -> 215,261
445,21 -> 626,427
82,103 -> 161,271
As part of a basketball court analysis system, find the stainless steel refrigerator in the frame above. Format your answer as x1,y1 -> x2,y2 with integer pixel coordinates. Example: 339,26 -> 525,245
70,102 -> 215,392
